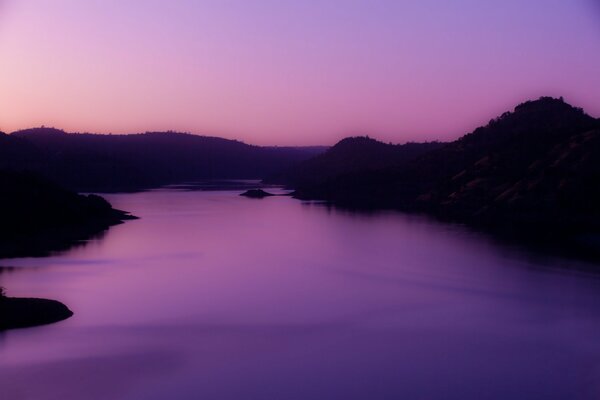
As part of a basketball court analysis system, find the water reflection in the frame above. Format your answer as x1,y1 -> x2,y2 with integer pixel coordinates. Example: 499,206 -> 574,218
0,189 -> 600,399
0,228 -> 110,260
0,266 -> 16,275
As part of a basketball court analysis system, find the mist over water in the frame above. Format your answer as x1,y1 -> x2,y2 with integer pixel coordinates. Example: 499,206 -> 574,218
1,189 -> 600,399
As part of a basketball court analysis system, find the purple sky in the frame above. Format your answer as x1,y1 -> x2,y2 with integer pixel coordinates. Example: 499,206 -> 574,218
0,0 -> 599,145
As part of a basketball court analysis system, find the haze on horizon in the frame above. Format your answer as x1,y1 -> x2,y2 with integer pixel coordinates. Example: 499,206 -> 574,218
0,0 -> 599,146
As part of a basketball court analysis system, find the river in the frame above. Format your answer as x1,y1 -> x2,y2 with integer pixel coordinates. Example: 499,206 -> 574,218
1,187 -> 600,399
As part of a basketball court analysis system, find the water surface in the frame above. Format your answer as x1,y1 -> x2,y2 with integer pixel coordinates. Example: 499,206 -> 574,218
1,189 -> 600,399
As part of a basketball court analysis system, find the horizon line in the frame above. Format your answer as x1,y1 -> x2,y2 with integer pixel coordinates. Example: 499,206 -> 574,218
4,95 -> 597,148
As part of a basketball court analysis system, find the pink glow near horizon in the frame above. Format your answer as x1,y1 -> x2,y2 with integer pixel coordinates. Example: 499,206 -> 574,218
0,0 -> 599,146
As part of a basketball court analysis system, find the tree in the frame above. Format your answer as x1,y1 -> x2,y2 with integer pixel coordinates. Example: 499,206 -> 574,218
0,286 -> 5,299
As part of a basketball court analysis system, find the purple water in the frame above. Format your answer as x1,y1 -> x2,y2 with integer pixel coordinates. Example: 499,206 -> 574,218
1,188 -> 600,399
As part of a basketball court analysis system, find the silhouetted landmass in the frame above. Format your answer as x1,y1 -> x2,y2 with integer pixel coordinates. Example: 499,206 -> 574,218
284,97 -> 600,237
240,189 -> 276,198
0,170 -> 136,258
0,130 -> 325,192
0,169 -> 133,329
161,180 -> 283,192
268,137 -> 445,188
0,291 -> 73,331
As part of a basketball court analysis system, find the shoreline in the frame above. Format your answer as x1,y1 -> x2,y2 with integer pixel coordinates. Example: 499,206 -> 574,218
0,297 -> 73,331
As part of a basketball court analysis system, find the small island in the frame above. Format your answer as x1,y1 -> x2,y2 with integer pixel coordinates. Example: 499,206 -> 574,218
240,189 -> 276,198
0,287 -> 73,331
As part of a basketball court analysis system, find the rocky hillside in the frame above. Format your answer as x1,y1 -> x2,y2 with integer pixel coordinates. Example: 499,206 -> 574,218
288,97 -> 600,235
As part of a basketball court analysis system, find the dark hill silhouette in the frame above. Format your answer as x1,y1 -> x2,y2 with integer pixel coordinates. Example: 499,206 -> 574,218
4,129 -> 326,192
288,97 -> 600,235
0,170 -> 136,258
0,131 -> 45,169
269,136 -> 445,189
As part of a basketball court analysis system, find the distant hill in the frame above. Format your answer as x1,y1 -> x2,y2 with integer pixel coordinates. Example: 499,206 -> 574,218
0,131 -> 44,168
0,170 -> 135,258
287,97 -> 600,235
268,136 -> 445,188
1,129 -> 326,192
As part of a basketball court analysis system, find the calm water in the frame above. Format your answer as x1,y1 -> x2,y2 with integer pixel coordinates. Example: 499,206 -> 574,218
1,188 -> 600,400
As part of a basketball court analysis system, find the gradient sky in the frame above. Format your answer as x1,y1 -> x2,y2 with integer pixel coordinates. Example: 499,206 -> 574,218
0,0 -> 599,145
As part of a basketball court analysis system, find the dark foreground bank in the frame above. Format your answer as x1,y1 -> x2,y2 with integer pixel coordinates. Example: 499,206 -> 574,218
0,296 -> 73,331
0,170 -> 137,259
0,170 -> 132,330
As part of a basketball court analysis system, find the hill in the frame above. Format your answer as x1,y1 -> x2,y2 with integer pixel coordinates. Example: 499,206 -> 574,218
2,129 -> 325,192
269,136 -> 444,189
288,97 -> 600,235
